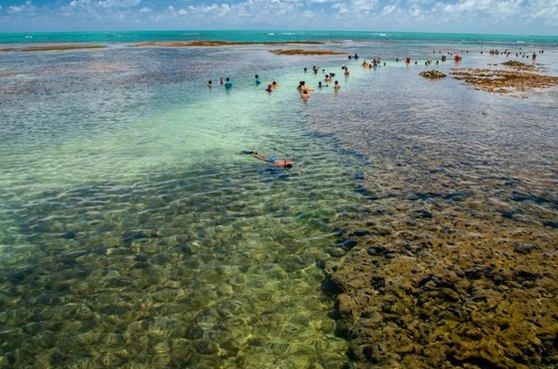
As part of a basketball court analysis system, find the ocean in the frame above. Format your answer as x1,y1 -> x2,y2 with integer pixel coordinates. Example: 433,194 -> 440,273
1,30 -> 557,368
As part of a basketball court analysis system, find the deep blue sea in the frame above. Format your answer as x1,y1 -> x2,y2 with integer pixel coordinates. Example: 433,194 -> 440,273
1,30 -> 557,368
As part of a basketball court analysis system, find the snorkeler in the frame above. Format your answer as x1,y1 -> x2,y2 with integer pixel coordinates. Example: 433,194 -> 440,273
243,151 -> 294,168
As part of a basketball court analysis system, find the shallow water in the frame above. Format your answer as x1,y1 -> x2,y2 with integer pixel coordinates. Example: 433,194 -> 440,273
1,41 -> 558,368
0,44 -> 371,369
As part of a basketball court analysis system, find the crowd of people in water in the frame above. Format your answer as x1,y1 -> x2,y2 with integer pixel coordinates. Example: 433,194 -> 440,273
225,47 -> 543,169
205,66 -> 348,100
205,48 -> 543,101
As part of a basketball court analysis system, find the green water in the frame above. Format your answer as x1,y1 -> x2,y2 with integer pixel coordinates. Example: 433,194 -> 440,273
0,44 -> 374,368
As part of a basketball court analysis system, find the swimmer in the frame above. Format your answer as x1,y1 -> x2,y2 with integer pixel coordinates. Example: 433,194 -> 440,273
244,151 -> 294,168
333,80 -> 340,90
265,84 -> 273,93
301,90 -> 311,100
207,80 -> 213,88
255,74 -> 261,85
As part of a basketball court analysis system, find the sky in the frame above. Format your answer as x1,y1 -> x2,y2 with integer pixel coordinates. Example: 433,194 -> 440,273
0,0 -> 557,35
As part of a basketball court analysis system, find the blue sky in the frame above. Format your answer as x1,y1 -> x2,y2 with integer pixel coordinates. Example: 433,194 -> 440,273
0,0 -> 557,35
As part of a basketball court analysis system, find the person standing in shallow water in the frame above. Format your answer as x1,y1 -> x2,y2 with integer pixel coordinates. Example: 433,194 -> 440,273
224,78 -> 233,89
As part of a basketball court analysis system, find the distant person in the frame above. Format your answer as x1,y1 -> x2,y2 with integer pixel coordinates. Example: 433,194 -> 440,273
244,151 -> 294,168
207,80 -> 213,88
219,77 -> 225,85
265,84 -> 273,93
301,90 -> 311,100
255,74 -> 261,85
271,81 -> 279,89
224,77 -> 233,89
297,81 -> 314,92
333,81 -> 340,90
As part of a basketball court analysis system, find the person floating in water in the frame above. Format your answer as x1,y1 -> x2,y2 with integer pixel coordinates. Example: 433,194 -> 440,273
244,151 -> 294,168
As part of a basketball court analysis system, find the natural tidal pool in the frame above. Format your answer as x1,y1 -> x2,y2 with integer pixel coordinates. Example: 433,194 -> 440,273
0,44 -> 376,368
1,38 -> 558,369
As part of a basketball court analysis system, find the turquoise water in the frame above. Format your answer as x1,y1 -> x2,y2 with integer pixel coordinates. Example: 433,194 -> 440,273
1,32 -> 558,368
2,29 -> 558,46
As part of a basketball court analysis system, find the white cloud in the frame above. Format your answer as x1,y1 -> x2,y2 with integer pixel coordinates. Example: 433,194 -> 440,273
381,4 -> 397,15
0,0 -> 557,35
9,0 -> 34,13
97,0 -> 141,8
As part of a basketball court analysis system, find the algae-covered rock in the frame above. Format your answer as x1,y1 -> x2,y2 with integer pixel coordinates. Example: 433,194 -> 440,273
419,70 -> 447,79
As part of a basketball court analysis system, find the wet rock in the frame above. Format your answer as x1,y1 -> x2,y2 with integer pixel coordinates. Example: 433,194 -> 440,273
419,210 -> 433,218
419,70 -> 447,79
315,259 -> 327,269
510,190 -> 533,202
185,324 -> 204,340
542,220 -> 558,229
193,339 -> 218,355
512,243 -> 539,254
413,192 -> 441,201
366,245 -> 388,256
355,187 -> 379,200
444,191 -> 467,201
122,229 -> 157,242
132,261 -> 150,269
336,238 -> 358,250
328,247 -> 347,257
61,231 -> 76,239
352,229 -> 371,237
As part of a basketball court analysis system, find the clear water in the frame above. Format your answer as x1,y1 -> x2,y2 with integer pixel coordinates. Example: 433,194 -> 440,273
1,36 -> 558,369
0,45 -> 371,369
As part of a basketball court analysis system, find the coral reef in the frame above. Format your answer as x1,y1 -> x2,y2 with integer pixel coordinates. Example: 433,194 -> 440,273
451,61 -> 558,94
419,70 -> 447,79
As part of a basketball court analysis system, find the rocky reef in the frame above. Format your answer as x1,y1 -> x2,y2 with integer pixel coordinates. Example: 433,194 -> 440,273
321,186 -> 558,368
451,61 -> 558,95
419,70 -> 447,79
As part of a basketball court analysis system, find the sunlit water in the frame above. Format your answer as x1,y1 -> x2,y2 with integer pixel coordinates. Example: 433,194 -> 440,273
1,41 -> 557,369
